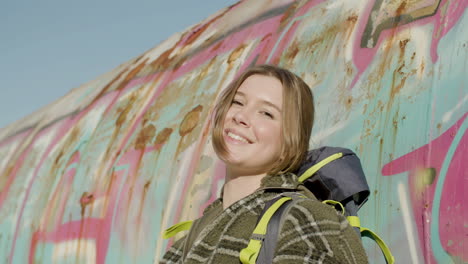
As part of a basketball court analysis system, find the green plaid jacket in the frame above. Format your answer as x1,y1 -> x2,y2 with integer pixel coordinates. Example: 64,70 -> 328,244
161,173 -> 368,264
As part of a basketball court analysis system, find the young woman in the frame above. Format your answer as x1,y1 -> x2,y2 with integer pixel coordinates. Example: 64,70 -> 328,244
161,65 -> 368,263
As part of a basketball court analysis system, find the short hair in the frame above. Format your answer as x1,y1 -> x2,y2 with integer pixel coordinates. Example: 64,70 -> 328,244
212,64 -> 315,175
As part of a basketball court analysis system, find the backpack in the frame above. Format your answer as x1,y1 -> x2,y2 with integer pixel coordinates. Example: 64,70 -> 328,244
239,147 -> 394,264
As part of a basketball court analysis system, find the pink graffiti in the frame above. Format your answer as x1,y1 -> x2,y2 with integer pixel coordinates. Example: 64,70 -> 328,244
7,91 -> 120,264
28,144 -> 147,264
0,129 -> 35,208
381,113 -> 467,262
9,120 -> 70,264
351,0 -> 467,88
30,179 -> 119,264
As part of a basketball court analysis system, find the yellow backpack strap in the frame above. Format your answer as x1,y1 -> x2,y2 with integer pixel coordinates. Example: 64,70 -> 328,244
347,215 -> 361,228
347,216 -> 395,264
322,200 -> 345,215
298,152 -> 343,183
162,220 -> 193,239
239,196 -> 292,264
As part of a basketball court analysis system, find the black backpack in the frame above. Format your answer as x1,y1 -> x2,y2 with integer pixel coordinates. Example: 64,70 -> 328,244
239,147 -> 394,264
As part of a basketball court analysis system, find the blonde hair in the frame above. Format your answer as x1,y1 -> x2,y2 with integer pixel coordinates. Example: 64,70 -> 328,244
212,64 -> 315,175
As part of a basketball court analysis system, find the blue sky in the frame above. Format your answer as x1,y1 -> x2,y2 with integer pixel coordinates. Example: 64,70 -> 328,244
0,0 -> 238,129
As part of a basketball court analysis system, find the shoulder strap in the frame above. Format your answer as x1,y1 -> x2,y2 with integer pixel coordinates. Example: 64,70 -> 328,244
162,220 -> 193,239
240,194 -> 306,264
239,196 -> 297,264
257,195 -> 301,264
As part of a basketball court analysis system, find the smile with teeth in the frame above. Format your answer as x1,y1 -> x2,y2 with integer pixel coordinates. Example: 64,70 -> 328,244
227,132 -> 249,143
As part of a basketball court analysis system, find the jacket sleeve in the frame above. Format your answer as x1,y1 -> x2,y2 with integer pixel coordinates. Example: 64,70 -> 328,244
273,199 -> 368,264
160,235 -> 187,264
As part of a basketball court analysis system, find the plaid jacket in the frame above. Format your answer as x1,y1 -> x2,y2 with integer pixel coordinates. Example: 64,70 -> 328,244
161,173 -> 368,263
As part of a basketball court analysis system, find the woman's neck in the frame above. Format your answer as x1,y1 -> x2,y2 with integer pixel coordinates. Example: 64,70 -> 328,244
222,170 -> 266,209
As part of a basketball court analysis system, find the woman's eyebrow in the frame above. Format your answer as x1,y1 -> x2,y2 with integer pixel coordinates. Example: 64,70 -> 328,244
235,91 -> 281,112
234,91 -> 245,97
261,100 -> 282,113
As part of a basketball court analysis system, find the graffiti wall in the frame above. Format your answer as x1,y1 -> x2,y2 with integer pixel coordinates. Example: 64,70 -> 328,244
0,0 -> 466,263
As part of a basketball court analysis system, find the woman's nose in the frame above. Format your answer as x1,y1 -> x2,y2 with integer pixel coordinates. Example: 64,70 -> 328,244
233,109 -> 250,127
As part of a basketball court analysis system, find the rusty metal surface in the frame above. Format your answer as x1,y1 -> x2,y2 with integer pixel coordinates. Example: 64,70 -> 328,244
0,0 -> 466,263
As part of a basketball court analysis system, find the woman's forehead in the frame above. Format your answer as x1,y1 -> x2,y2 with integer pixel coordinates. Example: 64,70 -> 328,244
236,75 -> 282,94
235,75 -> 283,110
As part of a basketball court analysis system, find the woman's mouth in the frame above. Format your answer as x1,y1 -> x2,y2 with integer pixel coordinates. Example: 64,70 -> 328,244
224,129 -> 251,144
227,132 -> 249,143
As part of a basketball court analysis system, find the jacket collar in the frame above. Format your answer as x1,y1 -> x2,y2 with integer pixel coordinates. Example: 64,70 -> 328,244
203,172 -> 301,216
259,172 -> 301,191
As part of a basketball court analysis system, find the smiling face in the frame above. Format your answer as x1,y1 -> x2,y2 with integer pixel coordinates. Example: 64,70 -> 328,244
212,65 -> 315,176
220,74 -> 283,176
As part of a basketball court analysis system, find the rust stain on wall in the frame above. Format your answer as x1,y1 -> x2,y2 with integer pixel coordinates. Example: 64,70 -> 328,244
179,105 -> 203,137
135,124 -> 156,150
115,95 -> 137,128
121,58 -> 150,85
149,46 -> 181,72
155,128 -> 173,145
227,44 -> 246,64
80,192 -> 95,216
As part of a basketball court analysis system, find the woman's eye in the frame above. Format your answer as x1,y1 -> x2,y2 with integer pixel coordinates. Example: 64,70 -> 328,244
261,111 -> 274,119
232,100 -> 243,106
